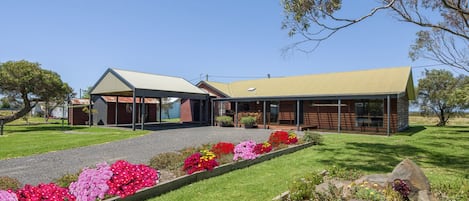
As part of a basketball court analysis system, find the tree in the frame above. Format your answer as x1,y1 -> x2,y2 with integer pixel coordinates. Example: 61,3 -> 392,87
281,0 -> 469,72
415,69 -> 468,126
0,60 -> 73,124
161,98 -> 176,119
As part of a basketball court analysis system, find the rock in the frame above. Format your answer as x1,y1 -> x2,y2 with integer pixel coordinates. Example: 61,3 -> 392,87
389,158 -> 431,192
418,190 -> 437,201
315,179 -> 350,198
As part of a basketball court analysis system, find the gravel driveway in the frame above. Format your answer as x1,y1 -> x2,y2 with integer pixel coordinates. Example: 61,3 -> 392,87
0,126 -> 274,185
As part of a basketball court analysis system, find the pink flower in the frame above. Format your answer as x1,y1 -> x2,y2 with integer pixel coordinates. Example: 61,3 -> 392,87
69,162 -> 113,201
0,190 -> 18,201
233,140 -> 258,161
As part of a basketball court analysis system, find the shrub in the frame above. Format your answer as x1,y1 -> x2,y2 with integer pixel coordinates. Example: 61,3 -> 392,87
0,189 -> 17,201
240,116 -> 256,127
0,176 -> 21,191
69,162 -> 113,201
106,160 -> 159,198
301,131 -> 323,145
326,165 -> 363,181
16,183 -> 76,201
183,150 -> 218,174
210,142 -> 235,157
215,116 -> 233,127
53,172 -> 80,188
288,171 -> 324,201
233,140 -> 258,161
149,152 -> 184,170
433,178 -> 469,200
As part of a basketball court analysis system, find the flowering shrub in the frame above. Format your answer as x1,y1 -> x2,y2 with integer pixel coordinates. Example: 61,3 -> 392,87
253,142 -> 272,155
210,142 -> 235,156
183,150 -> 219,174
268,130 -> 298,147
233,140 -> 258,161
0,190 -> 18,201
16,183 -> 75,201
106,160 -> 159,198
69,162 -> 113,201
393,179 -> 411,200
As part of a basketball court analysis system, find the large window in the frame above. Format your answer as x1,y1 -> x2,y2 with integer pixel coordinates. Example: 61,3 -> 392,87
355,99 -> 384,127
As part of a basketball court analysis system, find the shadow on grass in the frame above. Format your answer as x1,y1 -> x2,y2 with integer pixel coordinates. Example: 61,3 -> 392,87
4,125 -> 87,134
315,141 -> 469,177
396,126 -> 426,136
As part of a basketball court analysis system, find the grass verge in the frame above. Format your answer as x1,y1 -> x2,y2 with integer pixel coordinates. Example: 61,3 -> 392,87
148,125 -> 469,201
0,123 -> 148,160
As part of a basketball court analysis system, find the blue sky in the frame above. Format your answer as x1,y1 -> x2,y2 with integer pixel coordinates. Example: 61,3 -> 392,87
0,1 -> 456,96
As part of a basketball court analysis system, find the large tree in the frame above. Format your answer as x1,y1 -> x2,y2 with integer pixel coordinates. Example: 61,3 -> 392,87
0,60 -> 72,123
282,0 -> 469,72
416,69 -> 468,126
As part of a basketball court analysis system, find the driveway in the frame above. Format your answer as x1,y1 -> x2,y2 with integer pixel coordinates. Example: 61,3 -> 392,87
0,126 -> 274,185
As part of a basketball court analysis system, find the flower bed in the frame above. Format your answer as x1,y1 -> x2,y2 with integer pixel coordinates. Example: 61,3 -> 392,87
0,130 -> 316,201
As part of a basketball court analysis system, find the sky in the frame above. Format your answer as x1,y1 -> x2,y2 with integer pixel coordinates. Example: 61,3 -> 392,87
0,1 -> 461,96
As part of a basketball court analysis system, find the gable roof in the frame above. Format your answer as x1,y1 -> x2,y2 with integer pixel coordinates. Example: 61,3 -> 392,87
90,68 -> 208,99
200,66 -> 415,100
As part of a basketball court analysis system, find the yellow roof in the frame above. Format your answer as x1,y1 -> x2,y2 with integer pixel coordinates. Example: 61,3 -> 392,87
203,66 -> 415,100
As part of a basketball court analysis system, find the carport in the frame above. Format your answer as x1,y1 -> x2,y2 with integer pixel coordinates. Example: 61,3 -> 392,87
89,68 -> 209,130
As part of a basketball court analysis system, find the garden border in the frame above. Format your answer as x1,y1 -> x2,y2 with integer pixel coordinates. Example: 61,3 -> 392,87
104,142 -> 315,201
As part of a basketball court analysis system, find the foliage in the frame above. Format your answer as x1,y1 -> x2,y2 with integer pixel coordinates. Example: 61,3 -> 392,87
215,116 -> 233,127
0,176 -> 21,191
240,116 -> 256,127
233,140 -> 258,161
326,165 -> 363,181
15,183 -> 76,201
0,60 -> 72,124
210,142 -> 235,156
149,152 -> 184,171
350,181 -> 386,201
392,179 -> 411,200
415,69 -> 468,126
301,130 -> 323,145
433,178 -> 469,201
288,171 -> 324,200
281,0 -> 469,72
69,162 -> 113,201
53,172 -> 80,188
107,160 -> 160,198
0,189 -> 17,201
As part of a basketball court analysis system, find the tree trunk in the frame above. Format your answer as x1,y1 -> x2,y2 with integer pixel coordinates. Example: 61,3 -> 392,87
0,93 -> 35,124
437,108 -> 447,126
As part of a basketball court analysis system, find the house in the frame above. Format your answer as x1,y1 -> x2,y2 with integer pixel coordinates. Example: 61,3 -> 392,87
196,66 -> 415,135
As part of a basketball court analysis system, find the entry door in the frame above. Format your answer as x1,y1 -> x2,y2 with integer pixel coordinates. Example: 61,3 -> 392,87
270,101 -> 279,123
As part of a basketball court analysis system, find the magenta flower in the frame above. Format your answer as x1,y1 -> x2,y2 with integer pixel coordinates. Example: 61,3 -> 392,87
16,183 -> 76,201
69,162 -> 113,201
106,160 -> 159,198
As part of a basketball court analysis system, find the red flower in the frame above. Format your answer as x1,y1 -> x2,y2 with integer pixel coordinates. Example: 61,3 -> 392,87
211,142 -> 235,156
268,131 -> 290,147
16,183 -> 76,201
253,142 -> 272,154
106,160 -> 159,198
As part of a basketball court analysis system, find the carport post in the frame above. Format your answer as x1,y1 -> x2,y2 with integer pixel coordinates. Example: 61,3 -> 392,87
115,96 -> 118,126
88,95 -> 92,127
296,100 -> 300,131
211,99 -> 214,126
132,90 -> 136,131
387,95 -> 391,136
263,101 -> 266,129
158,98 -> 162,124
338,99 -> 341,134
234,101 -> 238,127
141,97 -> 145,130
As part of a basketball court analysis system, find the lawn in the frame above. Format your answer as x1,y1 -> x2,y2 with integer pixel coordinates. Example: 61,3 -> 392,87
0,118 -> 148,160
148,125 -> 469,201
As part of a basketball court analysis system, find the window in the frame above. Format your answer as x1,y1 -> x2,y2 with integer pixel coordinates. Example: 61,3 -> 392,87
355,99 -> 384,127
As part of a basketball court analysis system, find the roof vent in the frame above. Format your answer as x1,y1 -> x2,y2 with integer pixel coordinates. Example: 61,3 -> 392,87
247,87 -> 256,92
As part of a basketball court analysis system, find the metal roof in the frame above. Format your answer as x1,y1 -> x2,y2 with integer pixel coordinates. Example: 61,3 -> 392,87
201,66 -> 415,100
90,68 -> 208,99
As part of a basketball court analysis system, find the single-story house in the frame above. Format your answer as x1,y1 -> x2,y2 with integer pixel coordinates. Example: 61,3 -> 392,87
195,66 -> 415,135
93,96 -> 159,125
68,98 -> 90,125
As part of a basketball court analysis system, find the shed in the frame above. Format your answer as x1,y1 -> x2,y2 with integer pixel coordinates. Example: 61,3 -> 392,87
89,68 -> 209,130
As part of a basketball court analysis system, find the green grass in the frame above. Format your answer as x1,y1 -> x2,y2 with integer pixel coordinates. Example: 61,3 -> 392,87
148,126 -> 469,201
0,123 -> 148,160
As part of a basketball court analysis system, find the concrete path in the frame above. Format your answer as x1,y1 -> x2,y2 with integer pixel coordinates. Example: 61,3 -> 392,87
0,126 -> 274,185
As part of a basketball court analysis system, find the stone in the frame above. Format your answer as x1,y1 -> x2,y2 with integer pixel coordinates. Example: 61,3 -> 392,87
389,158 -> 431,192
418,190 -> 437,201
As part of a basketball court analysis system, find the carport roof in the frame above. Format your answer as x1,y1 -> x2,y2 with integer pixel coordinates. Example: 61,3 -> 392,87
90,68 -> 208,99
